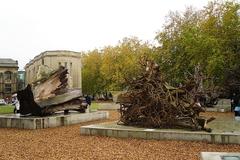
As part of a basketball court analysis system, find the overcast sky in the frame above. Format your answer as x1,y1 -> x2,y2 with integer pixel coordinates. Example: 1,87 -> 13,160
0,0 -> 210,70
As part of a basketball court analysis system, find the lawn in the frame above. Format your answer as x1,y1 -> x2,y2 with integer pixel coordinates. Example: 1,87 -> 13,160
90,102 -> 101,111
0,102 -> 104,114
0,105 -> 14,114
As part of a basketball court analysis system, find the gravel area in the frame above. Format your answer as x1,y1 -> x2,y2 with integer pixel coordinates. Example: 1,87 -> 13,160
0,111 -> 239,160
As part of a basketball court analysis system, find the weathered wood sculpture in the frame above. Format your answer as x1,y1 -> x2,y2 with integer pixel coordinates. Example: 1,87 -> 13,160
117,59 -> 214,132
17,66 -> 87,116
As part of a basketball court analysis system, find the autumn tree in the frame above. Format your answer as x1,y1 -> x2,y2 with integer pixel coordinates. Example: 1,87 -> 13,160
82,49 -> 104,95
100,37 -> 153,91
82,0 -> 240,96
155,1 -> 240,90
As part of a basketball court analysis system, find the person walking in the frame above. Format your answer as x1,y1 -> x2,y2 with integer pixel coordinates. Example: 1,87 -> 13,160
12,94 -> 20,114
86,95 -> 92,106
85,95 -> 92,112
231,93 -> 240,112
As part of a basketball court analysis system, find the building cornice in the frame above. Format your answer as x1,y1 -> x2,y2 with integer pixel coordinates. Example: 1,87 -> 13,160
25,50 -> 81,69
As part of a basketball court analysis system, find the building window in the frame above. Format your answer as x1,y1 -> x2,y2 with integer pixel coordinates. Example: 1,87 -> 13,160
0,72 -> 3,81
28,70 -> 30,82
69,62 -> 72,73
42,58 -> 44,65
4,71 -> 12,81
4,84 -> 11,93
64,62 -> 67,68
59,62 -> 61,67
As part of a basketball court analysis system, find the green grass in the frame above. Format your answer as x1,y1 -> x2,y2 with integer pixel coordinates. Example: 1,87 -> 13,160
0,105 -> 14,114
90,102 -> 101,111
0,102 -> 103,114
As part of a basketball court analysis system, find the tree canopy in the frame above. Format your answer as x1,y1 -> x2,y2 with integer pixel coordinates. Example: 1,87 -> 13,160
82,1 -> 240,96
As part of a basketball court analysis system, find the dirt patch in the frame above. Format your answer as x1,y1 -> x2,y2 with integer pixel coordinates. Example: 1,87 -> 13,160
0,111 -> 239,160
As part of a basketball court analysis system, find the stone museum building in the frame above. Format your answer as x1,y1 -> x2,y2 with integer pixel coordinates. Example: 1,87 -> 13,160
0,58 -> 19,99
25,50 -> 82,91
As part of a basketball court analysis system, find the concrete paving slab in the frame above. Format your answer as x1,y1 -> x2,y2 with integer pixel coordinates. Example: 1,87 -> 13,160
0,111 -> 108,129
97,103 -> 120,110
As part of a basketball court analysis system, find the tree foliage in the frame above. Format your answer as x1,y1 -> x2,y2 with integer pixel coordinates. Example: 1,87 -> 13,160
155,1 -> 240,89
82,49 -> 104,94
82,37 -> 153,94
82,1 -> 240,95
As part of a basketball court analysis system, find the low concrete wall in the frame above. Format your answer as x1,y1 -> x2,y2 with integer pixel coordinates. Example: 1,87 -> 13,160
80,122 -> 240,144
97,103 -> 120,110
206,107 -> 230,112
206,99 -> 231,112
0,111 -> 108,129
200,152 -> 240,160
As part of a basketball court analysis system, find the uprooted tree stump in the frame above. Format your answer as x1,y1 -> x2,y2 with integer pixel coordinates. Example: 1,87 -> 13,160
17,66 -> 87,116
117,59 -> 214,132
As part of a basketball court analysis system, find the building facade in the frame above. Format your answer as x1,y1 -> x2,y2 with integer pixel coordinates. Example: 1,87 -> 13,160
0,59 -> 18,100
25,50 -> 82,91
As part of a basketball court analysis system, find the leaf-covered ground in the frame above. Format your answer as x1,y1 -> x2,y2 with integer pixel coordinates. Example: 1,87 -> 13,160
0,111 -> 239,160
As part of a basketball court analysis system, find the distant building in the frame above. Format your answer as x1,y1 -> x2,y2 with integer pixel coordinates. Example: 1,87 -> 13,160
0,58 -> 18,100
25,50 -> 82,91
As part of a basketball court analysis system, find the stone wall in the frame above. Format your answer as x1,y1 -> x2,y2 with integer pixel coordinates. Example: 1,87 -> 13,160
25,50 -> 82,91
0,67 -> 18,99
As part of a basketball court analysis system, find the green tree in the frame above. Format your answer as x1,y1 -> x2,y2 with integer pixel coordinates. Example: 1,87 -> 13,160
82,49 -> 104,95
155,1 -> 240,88
100,37 -> 153,91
